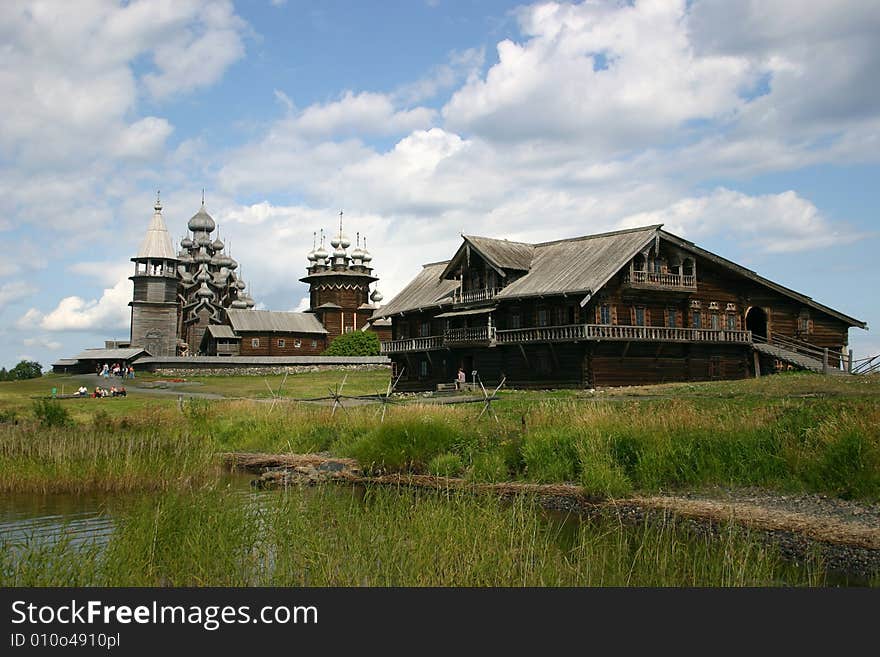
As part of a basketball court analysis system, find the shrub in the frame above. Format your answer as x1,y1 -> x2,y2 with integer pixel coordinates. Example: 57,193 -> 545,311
347,416 -> 467,473
428,452 -> 464,477
31,399 -> 73,428
322,331 -> 380,356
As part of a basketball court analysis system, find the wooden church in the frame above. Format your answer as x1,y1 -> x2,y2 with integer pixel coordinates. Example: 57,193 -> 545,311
373,225 -> 867,390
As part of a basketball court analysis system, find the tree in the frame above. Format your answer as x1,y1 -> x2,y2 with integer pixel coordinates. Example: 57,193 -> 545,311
9,360 -> 43,380
322,331 -> 381,356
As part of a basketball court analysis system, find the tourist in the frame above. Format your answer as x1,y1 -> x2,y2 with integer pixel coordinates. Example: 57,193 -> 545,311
77,385 -> 88,397
118,386 -> 127,397
457,367 -> 466,390
101,363 -> 109,378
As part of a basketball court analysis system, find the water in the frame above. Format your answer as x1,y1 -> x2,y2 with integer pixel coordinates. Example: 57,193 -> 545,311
0,473 -> 257,553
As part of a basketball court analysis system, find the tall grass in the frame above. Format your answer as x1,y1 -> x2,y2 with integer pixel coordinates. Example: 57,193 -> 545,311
1,376 -> 878,500
0,485 -> 825,587
0,419 -> 214,494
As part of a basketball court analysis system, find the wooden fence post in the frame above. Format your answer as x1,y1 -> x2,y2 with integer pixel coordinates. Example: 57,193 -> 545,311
848,349 -> 854,374
822,348 -> 829,375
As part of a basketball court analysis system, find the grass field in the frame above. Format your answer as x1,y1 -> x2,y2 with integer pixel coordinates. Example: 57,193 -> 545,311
1,371 -> 878,500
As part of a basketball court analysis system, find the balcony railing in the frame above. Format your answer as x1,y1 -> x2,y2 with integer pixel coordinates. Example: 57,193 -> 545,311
625,271 -> 696,289
382,324 -> 752,353
496,324 -> 751,344
444,326 -> 497,345
380,335 -> 444,354
495,324 -> 586,344
584,325 -> 751,343
451,287 -> 499,303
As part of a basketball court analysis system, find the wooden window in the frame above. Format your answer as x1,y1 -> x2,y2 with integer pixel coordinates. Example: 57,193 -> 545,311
311,339 -> 318,348
692,310 -> 702,329
294,339 -> 302,348
251,338 -> 260,347
711,314 -> 720,330
344,325 -> 354,334
397,323 -> 409,339
419,321 -> 431,337
666,308 -> 677,328
726,314 -> 737,331
634,306 -> 646,327
537,308 -> 549,327
798,310 -> 812,335
277,339 -> 285,348
419,359 -> 429,378
567,306 -> 577,324
510,309 -> 521,329
599,304 -> 612,325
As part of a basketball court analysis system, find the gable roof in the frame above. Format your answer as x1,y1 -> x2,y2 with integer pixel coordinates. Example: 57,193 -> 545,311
375,224 -> 866,328
373,261 -> 458,319
226,309 -> 327,334
496,226 -> 658,299
73,347 -> 150,361
439,235 -> 534,279
205,324 -> 238,339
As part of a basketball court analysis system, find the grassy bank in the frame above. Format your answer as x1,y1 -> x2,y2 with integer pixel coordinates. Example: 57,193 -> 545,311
0,411 -> 214,494
1,372 -> 878,500
0,485 -> 825,586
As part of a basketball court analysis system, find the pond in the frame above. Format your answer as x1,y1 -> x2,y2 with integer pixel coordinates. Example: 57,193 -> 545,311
0,473 -> 832,587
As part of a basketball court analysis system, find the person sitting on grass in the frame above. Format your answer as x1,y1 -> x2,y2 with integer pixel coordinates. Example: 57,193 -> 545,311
77,385 -> 88,397
118,386 -> 127,397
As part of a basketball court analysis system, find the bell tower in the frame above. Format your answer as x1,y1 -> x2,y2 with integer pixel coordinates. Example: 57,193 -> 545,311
129,193 -> 180,357
300,212 -> 379,342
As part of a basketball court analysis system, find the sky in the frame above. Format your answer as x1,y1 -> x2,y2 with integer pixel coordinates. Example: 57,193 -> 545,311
1,0 -> 878,369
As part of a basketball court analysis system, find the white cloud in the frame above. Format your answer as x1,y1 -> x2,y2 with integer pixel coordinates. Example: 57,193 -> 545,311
0,281 -> 38,311
23,336 -> 62,351
0,1 -> 247,167
618,188 -> 860,253
443,0 -> 751,150
68,261 -> 133,287
30,277 -> 131,333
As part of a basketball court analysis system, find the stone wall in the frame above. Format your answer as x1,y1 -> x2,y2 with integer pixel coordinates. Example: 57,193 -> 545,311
152,364 -> 390,377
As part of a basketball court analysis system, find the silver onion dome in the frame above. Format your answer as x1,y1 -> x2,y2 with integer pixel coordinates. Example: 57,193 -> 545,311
188,205 -> 216,233
181,236 -> 193,249
212,238 -> 224,251
230,299 -> 248,309
370,288 -> 383,303
196,282 -> 214,298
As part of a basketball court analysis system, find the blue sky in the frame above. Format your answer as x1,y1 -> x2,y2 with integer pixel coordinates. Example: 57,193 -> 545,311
1,0 -> 878,368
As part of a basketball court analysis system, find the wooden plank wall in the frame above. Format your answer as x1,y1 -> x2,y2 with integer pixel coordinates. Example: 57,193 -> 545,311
238,333 -> 327,356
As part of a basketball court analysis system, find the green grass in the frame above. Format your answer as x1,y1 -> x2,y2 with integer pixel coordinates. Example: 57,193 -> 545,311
0,372 -> 878,500
0,485 -> 828,586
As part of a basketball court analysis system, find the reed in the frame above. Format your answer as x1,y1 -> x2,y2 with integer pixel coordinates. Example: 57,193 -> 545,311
0,420 -> 214,494
0,485 -> 826,587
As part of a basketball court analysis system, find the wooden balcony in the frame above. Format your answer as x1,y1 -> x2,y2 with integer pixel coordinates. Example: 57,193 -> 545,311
495,324 -> 751,344
451,287 -> 499,304
381,324 -> 752,353
380,335 -> 444,354
624,271 -> 696,290
444,326 -> 497,346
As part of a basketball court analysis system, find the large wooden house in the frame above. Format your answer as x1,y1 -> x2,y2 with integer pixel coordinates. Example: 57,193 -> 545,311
373,225 -> 867,390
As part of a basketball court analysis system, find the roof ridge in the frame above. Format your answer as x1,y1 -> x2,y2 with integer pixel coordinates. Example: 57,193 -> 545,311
533,224 -> 663,248
421,259 -> 451,268
462,234 -> 535,247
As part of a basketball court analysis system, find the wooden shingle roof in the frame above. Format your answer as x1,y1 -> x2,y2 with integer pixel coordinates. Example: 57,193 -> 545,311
226,309 -> 327,334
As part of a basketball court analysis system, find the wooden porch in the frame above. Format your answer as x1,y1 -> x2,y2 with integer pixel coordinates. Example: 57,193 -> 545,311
380,323 -> 752,354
